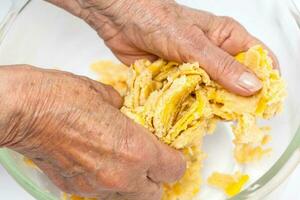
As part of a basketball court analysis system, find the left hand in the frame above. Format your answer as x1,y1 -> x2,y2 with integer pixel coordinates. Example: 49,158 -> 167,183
0,65 -> 185,200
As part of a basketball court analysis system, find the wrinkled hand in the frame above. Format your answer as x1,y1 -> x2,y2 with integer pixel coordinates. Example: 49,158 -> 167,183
49,0 -> 279,96
0,66 -> 185,199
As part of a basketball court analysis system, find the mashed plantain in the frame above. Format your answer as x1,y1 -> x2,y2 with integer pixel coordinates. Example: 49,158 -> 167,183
58,45 -> 286,200
207,171 -> 250,197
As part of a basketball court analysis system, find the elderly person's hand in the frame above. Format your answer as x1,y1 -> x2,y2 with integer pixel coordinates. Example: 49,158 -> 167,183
0,66 -> 185,199
49,0 -> 278,96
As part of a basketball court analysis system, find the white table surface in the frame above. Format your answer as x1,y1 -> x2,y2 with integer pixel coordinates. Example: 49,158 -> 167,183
0,0 -> 299,199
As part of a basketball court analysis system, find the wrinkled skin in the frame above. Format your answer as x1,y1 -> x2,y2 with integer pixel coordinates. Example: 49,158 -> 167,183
0,66 -> 185,199
0,0 -> 279,200
49,0 -> 278,96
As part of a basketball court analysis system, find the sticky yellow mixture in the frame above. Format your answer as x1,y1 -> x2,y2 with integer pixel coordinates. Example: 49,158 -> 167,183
23,45 -> 284,200
23,46 -> 285,200
207,172 -> 250,197
90,45 -> 286,199
91,60 -> 129,96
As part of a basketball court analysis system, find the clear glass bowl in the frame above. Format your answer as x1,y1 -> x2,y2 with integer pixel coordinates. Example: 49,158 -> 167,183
0,0 -> 299,199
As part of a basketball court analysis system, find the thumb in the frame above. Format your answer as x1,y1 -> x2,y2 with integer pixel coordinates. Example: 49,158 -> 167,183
163,26 -> 262,96
81,77 -> 124,108
197,40 -> 262,96
147,140 -> 186,183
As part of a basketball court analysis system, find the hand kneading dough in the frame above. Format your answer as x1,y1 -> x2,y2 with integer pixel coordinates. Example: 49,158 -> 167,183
91,45 -> 286,200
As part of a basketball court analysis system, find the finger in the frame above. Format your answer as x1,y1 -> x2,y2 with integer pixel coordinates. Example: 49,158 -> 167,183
202,16 -> 253,55
196,39 -> 262,96
221,35 -> 280,70
125,122 -> 186,184
90,110 -> 164,199
147,140 -> 186,183
159,25 -> 262,96
209,19 -> 280,70
188,12 -> 279,70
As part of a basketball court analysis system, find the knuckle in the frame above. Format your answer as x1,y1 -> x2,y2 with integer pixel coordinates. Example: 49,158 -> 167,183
209,32 -> 221,45
222,16 -> 239,26
97,171 -> 131,192
179,26 -> 208,61
185,26 -> 206,46
209,16 -> 241,46
78,0 -> 99,8
84,0 -> 98,5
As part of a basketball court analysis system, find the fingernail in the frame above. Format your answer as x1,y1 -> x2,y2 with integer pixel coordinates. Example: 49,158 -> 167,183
238,72 -> 262,92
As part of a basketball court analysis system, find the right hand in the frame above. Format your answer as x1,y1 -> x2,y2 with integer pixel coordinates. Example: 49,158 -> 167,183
48,0 -> 279,96
0,65 -> 186,200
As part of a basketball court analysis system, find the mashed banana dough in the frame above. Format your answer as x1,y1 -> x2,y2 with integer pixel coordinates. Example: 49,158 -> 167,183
84,46 -> 287,200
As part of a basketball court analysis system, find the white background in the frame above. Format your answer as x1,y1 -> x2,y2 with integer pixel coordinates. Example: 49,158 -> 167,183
0,0 -> 299,199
